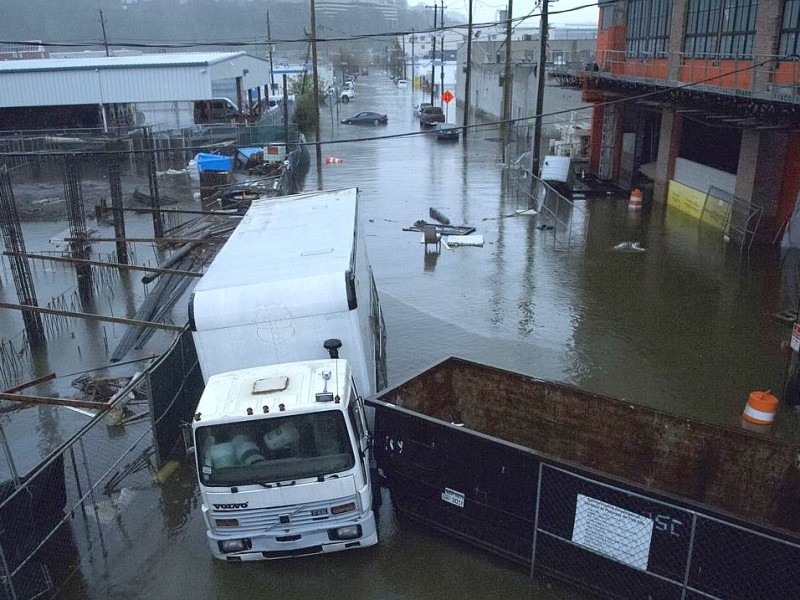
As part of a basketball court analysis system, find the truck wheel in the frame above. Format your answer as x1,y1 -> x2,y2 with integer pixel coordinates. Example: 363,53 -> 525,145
341,96 -> 349,103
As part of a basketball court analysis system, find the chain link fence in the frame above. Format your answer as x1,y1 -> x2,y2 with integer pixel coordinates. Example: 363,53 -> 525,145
370,393 -> 800,599
533,463 -> 800,599
0,327 -> 200,599
506,164 -> 590,251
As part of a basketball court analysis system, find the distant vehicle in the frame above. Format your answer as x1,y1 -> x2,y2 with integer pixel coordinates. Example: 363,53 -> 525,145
194,97 -> 239,123
415,102 -> 432,115
433,122 -> 460,141
396,79 -> 408,88
340,87 -> 355,103
419,105 -> 445,127
341,111 -> 388,125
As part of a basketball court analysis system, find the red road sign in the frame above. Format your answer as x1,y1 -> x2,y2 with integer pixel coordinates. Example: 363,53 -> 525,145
442,90 -> 454,104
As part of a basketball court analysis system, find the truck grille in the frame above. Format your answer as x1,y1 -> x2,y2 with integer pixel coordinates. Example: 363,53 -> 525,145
211,495 -> 359,531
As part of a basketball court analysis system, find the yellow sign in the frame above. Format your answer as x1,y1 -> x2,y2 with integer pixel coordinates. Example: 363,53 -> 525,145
667,180 -> 731,232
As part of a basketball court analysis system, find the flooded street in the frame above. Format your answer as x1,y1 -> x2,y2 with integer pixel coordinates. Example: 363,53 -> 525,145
314,73 -> 789,430
2,73 -> 794,598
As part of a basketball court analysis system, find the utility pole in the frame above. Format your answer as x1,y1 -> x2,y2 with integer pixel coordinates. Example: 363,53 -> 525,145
310,0 -> 323,189
501,1 -> 513,160
429,1 -> 437,106
531,0 -> 548,179
439,3 -> 445,108
411,29 -> 416,91
402,33 -> 407,80
463,0 -> 473,136
267,11 -> 276,94
99,10 -> 110,57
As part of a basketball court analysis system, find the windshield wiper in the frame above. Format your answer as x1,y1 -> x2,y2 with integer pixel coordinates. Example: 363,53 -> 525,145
256,479 -> 296,488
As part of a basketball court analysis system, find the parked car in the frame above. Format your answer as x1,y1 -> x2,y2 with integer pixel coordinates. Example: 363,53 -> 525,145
433,122 -> 460,141
419,105 -> 445,127
396,79 -> 408,88
341,111 -> 388,125
415,102 -> 432,115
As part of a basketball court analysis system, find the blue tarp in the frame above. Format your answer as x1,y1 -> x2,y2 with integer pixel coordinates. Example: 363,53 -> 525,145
196,153 -> 233,172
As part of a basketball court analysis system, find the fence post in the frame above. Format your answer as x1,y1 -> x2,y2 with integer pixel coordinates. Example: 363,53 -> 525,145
529,461 -> 544,578
680,513 -> 698,599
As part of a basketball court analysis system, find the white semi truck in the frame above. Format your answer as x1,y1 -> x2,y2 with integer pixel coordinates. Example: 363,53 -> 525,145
187,187 -> 386,560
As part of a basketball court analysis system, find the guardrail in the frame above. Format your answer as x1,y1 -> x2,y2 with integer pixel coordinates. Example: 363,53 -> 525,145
577,51 -> 800,105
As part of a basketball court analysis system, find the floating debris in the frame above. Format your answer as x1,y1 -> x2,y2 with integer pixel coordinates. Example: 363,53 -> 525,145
613,241 -> 646,252
406,220 -> 476,236
429,207 -> 451,225
445,235 -> 484,248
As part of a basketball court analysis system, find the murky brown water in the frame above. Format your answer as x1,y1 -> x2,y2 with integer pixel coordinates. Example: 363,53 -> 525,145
1,71 -> 792,598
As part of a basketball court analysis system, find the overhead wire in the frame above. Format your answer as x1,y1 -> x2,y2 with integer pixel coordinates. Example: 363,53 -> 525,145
0,1 -> 606,49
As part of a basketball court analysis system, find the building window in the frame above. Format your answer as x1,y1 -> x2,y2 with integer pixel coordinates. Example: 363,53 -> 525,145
780,0 -> 800,56
684,0 -> 759,59
626,0 -> 673,58
600,0 -> 615,30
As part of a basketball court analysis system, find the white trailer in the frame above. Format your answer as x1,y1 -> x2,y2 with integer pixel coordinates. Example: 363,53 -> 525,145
188,187 -> 387,397
192,358 -> 377,560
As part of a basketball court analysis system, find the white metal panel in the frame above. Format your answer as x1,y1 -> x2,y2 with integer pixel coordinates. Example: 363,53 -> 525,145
674,157 -> 736,195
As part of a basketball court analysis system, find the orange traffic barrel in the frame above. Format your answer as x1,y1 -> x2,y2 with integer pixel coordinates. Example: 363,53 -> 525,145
628,188 -> 643,211
742,390 -> 779,425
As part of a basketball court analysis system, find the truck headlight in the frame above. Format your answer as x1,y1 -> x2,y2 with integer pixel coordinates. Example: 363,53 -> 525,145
218,538 -> 252,553
328,525 -> 361,541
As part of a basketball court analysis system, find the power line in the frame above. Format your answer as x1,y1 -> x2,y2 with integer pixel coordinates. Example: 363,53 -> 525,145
0,1 -> 605,50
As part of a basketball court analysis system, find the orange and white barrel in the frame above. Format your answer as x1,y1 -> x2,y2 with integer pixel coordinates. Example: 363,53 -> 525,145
325,156 -> 344,164
628,188 -> 643,211
742,390 -> 779,425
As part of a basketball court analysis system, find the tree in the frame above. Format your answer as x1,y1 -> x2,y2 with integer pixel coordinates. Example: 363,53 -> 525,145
289,73 -> 327,134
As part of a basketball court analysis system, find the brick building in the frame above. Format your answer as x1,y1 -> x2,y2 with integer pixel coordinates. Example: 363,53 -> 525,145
581,0 -> 800,243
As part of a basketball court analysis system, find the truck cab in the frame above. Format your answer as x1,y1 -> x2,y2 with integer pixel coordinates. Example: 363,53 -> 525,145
192,358 -> 377,561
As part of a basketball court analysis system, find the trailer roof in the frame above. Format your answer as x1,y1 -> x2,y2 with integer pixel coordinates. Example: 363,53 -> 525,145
190,188 -> 360,329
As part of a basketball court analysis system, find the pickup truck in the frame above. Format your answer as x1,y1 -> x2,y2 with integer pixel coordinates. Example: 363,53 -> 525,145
419,106 -> 445,127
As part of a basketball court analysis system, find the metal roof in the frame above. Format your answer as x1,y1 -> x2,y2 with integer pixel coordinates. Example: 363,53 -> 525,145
0,52 -> 271,108
0,52 -> 248,73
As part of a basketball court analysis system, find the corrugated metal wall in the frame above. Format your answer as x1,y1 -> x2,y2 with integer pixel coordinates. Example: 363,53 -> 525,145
0,54 -> 270,108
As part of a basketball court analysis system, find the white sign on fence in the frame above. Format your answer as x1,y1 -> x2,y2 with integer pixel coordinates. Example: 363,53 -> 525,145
572,494 -> 654,571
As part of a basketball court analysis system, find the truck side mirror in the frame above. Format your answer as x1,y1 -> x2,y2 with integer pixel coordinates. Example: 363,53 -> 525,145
181,422 -> 196,461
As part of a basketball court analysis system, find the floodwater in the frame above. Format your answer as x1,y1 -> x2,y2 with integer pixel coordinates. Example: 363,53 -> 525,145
1,72 -> 794,598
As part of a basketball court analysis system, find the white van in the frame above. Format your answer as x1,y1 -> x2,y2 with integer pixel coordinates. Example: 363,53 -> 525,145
194,97 -> 239,123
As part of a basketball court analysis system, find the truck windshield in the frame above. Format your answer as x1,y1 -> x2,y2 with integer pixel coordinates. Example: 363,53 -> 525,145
195,411 -> 355,487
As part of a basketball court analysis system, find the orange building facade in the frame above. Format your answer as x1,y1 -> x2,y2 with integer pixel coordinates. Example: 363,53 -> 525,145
581,0 -> 800,242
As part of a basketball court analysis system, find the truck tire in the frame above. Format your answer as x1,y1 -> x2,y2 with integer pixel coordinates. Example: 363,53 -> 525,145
341,95 -> 349,103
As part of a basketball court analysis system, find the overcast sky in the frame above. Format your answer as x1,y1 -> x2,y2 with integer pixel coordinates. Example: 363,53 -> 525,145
411,0 -> 600,29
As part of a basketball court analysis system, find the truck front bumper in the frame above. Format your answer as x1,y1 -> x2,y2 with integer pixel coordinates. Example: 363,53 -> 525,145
207,512 -> 378,561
